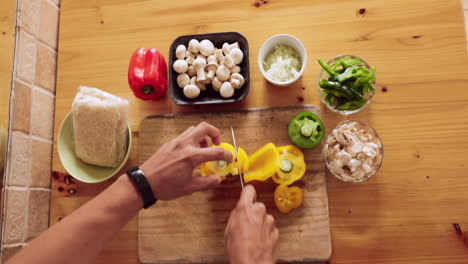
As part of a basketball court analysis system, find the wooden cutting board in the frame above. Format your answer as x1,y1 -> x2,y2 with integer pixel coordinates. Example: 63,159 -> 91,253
138,105 -> 331,264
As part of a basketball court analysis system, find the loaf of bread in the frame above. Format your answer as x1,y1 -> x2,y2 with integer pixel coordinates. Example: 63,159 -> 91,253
72,86 -> 129,167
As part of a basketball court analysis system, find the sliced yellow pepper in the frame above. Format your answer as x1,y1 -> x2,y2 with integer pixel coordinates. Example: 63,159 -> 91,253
200,143 -> 249,181
273,145 -> 306,185
243,143 -> 280,183
274,184 -> 303,213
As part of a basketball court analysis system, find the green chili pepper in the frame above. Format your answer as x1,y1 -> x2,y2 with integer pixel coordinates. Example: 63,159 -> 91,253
288,112 -> 325,149
318,56 -> 376,111
318,59 -> 338,76
335,100 -> 366,110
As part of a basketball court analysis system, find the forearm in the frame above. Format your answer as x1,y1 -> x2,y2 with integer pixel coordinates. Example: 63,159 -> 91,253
8,175 -> 142,264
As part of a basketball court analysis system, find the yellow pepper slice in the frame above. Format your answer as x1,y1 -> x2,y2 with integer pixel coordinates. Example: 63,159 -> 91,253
243,143 -> 280,183
273,145 -> 306,185
204,143 -> 238,178
200,143 -> 249,181
237,147 -> 249,174
274,184 -> 303,213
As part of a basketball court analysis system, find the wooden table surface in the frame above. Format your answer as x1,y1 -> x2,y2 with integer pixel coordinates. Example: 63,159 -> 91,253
51,0 -> 468,263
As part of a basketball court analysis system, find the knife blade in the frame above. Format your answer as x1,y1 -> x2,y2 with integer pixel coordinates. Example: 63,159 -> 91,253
230,126 -> 244,189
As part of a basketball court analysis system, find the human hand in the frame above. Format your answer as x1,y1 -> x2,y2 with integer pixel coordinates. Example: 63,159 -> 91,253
225,185 -> 279,264
140,122 -> 232,200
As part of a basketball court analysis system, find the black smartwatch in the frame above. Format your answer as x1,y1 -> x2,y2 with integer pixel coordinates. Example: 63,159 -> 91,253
126,166 -> 157,209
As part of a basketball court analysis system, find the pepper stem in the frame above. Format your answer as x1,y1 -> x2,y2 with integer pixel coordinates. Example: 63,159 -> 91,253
280,159 -> 293,173
217,161 -> 227,169
300,118 -> 317,137
142,85 -> 155,95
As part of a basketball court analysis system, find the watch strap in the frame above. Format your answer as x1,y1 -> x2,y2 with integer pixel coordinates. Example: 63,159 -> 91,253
126,166 -> 157,209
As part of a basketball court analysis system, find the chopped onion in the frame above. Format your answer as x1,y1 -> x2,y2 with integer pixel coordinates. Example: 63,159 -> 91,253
263,44 -> 302,82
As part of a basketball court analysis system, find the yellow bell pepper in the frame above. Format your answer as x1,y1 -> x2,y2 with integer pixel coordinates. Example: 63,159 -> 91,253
274,184 -> 303,213
243,143 -> 280,183
200,143 -> 248,181
272,145 -> 306,185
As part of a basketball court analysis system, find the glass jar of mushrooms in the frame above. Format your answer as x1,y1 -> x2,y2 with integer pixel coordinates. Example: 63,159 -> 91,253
173,39 -> 245,99
323,120 -> 383,183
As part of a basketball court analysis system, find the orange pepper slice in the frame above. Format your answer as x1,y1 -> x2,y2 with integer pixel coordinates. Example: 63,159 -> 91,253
274,184 -> 303,213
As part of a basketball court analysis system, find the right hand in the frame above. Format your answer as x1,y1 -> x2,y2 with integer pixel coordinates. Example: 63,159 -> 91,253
225,185 -> 279,264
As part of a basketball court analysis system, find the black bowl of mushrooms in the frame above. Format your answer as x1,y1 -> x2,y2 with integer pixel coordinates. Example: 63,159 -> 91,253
168,32 -> 249,105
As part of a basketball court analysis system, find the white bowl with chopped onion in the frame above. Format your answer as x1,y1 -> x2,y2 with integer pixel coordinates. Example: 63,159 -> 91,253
258,34 -> 307,86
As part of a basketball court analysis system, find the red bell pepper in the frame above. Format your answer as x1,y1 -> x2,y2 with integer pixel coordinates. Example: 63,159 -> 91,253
128,48 -> 168,101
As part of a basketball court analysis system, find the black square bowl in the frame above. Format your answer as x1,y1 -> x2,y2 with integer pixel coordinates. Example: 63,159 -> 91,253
168,32 -> 250,105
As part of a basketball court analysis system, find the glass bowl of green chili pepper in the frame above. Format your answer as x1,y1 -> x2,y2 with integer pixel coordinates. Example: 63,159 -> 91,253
317,55 -> 376,115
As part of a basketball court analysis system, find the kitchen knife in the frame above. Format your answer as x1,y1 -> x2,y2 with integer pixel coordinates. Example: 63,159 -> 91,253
230,126 -> 244,189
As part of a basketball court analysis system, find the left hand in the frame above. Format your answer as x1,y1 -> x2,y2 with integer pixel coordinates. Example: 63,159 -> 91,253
140,122 -> 233,200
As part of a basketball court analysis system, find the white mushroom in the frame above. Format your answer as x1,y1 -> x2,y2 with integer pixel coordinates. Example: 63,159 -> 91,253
196,54 -> 206,61
231,66 -> 241,74
188,39 -> 200,54
222,42 -> 240,55
183,84 -> 200,99
176,45 -> 186,60
193,58 -> 207,81
214,49 -> 224,63
229,73 -> 245,89
222,42 -> 231,55
223,54 -> 236,68
212,77 -> 222,92
185,52 -> 195,65
216,65 -> 230,81
206,55 -> 219,80
199,39 -> 215,56
220,82 -> 234,98
177,73 -> 190,88
348,159 -> 361,173
229,48 -> 243,65
200,72 -> 212,85
187,65 -> 196,77
173,59 -> 188,73
191,76 -> 206,91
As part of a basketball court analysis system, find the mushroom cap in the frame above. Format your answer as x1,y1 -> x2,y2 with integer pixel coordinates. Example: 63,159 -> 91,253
193,58 -> 206,69
196,54 -> 206,61
199,39 -> 215,56
187,65 -> 196,77
216,65 -> 231,81
183,84 -> 200,99
185,52 -> 195,65
188,39 -> 200,54
173,59 -> 188,73
220,82 -> 234,98
212,77 -> 222,92
222,42 -> 231,55
176,45 -> 186,60
206,56 -> 219,71
223,54 -> 236,68
214,49 -> 224,63
229,48 -> 243,65
231,66 -> 241,73
177,73 -> 190,88
229,73 -> 245,89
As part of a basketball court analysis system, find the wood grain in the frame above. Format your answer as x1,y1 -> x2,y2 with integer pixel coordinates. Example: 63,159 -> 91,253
51,0 -> 468,263
0,0 -> 16,127
138,106 -> 330,264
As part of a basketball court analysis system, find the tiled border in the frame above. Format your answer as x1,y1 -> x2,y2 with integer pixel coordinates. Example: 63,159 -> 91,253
1,0 -> 60,261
